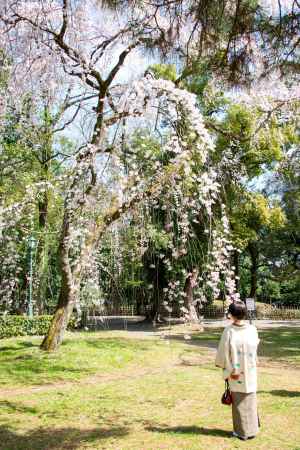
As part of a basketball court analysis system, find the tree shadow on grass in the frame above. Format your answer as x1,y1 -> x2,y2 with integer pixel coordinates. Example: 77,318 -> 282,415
0,341 -> 37,352
0,400 -> 38,414
0,425 -> 129,450
259,389 -> 300,398
145,425 -> 231,438
0,360 -> 91,386
258,328 -> 300,360
76,337 -> 151,353
167,334 -> 219,349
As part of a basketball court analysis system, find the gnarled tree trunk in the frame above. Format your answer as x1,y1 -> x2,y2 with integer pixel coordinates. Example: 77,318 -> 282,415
40,281 -> 76,351
40,94 -> 107,351
40,214 -> 79,351
184,268 -> 201,324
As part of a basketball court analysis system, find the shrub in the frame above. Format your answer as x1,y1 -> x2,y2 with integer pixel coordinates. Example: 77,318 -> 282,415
0,315 -> 77,339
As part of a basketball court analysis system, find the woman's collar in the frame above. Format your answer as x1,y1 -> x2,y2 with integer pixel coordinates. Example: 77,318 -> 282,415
232,321 -> 247,327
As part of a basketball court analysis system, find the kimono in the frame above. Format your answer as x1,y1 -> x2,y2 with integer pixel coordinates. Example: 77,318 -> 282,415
215,322 -> 260,439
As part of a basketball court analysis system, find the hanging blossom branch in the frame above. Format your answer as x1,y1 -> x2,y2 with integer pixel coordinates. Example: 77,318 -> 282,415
67,78 -> 240,323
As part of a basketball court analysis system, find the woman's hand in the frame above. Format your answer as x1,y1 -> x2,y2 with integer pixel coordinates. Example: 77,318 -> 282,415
230,371 -> 240,380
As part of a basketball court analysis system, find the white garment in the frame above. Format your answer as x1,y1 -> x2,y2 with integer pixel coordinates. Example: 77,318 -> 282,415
215,322 -> 259,393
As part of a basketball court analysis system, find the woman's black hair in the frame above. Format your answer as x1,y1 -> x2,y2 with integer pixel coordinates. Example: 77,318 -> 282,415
228,301 -> 247,320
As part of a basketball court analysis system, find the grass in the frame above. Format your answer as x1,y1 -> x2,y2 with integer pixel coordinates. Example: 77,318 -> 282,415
0,326 -> 300,449
0,334 -> 166,387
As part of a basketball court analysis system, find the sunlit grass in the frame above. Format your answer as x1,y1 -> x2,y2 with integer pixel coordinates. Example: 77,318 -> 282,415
0,332 -> 172,387
0,327 -> 299,449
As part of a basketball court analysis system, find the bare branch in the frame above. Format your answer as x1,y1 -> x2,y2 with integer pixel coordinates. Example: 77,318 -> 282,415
54,103 -> 81,133
106,90 -> 118,114
90,26 -> 132,64
59,0 -> 69,40
104,42 -> 138,88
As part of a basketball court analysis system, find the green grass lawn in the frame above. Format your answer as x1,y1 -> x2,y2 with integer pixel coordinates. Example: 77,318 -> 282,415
0,326 -> 300,450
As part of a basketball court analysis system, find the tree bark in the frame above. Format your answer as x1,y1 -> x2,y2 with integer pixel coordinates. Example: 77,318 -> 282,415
248,242 -> 259,299
35,239 -> 49,314
41,202 -> 101,351
40,212 -> 77,351
112,282 -> 120,314
233,250 -> 240,291
40,250 -> 80,351
35,192 -> 49,314
40,287 -> 75,351
36,130 -> 51,313
40,91 -> 106,351
184,268 -> 200,323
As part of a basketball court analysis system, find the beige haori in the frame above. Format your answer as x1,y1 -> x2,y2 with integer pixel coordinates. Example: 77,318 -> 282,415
215,323 -> 259,393
215,322 -> 260,439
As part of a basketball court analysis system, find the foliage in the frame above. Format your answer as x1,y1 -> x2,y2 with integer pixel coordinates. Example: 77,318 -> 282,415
149,64 -> 177,82
0,315 -> 53,339
0,315 -> 77,339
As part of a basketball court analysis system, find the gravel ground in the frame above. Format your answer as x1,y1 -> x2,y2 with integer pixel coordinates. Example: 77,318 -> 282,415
86,316 -> 300,334
203,319 -> 300,329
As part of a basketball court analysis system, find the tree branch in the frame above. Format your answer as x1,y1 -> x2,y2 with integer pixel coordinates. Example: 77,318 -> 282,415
54,103 -> 81,133
59,0 -> 69,40
104,43 -> 138,88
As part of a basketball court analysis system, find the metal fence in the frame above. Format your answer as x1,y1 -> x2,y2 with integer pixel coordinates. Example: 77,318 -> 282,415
254,305 -> 300,320
85,305 -> 147,317
199,304 -> 300,320
85,303 -> 300,321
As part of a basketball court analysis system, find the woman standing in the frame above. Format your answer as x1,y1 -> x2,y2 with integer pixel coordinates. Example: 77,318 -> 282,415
215,301 -> 260,441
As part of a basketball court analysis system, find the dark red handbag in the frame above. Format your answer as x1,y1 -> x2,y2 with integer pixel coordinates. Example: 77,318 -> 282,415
221,380 -> 232,405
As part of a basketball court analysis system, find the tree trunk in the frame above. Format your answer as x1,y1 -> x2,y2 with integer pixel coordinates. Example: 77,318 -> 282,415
112,281 -> 120,314
40,207 -> 99,350
41,253 -> 80,352
40,252 -> 80,351
248,242 -> 259,299
40,292 -> 75,351
184,269 -> 200,323
152,289 -> 164,324
35,231 -> 49,314
40,213 -> 77,351
36,147 -> 50,313
233,250 -> 240,291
